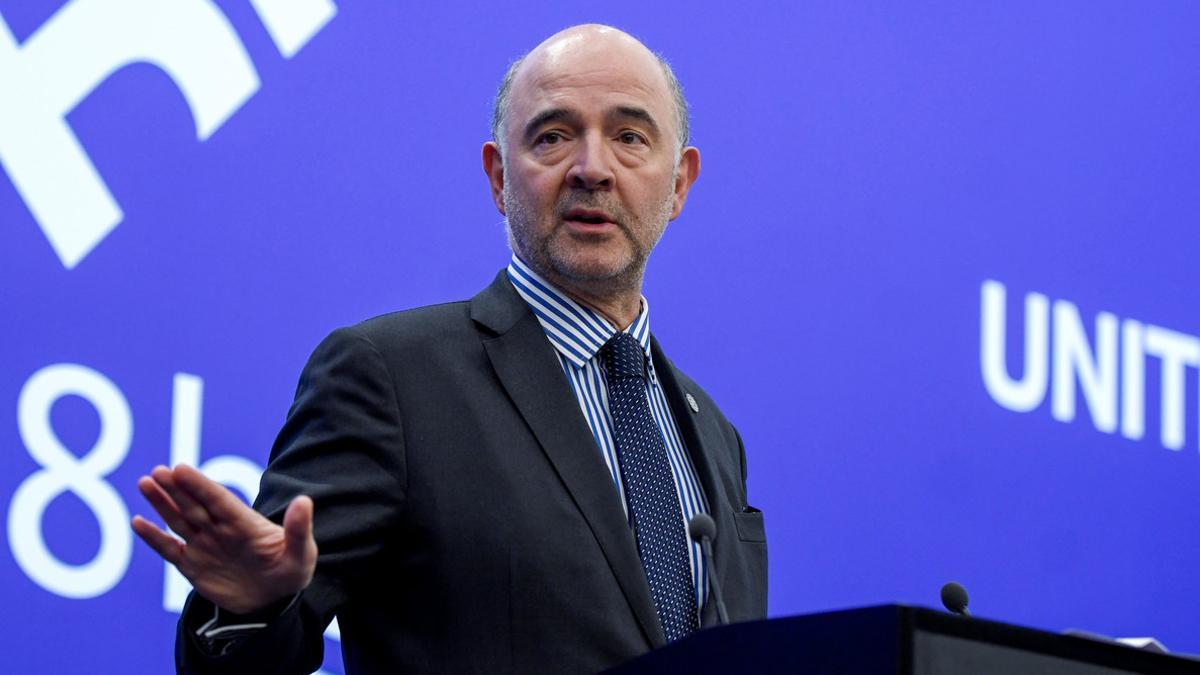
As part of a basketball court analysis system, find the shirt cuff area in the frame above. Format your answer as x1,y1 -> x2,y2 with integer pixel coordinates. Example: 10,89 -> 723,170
193,594 -> 300,656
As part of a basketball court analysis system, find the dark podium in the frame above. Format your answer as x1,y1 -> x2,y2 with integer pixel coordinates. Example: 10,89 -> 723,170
606,605 -> 1200,674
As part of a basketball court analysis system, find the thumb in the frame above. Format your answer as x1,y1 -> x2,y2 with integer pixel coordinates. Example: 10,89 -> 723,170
282,495 -> 315,563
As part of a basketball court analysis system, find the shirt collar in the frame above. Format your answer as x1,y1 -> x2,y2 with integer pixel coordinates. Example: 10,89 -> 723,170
506,254 -> 652,369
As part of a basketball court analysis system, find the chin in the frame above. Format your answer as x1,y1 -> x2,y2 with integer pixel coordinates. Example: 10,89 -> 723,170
550,252 -> 635,283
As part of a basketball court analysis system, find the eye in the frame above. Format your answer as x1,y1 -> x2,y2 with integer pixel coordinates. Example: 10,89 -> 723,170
537,131 -> 565,145
618,131 -> 647,145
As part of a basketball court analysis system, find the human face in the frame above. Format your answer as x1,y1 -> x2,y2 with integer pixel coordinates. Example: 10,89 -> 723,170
483,29 -> 700,296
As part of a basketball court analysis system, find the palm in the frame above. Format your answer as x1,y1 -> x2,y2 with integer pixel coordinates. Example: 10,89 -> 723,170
132,464 -> 317,615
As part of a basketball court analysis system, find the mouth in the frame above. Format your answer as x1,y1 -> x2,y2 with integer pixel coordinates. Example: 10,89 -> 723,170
562,208 -> 617,230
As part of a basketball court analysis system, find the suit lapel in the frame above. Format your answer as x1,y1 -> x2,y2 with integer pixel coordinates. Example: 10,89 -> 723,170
649,336 -> 738,629
471,273 -> 666,648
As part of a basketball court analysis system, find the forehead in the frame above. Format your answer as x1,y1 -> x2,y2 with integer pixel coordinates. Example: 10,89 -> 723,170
509,35 -> 673,127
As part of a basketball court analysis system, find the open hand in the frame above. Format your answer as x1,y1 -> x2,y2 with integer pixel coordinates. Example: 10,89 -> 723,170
131,464 -> 317,615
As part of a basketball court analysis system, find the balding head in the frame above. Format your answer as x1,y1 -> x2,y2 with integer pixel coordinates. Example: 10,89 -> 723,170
491,25 -> 690,158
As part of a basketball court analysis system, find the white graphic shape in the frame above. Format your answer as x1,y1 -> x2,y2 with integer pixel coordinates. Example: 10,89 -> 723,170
249,0 -> 338,57
0,0 -> 260,269
1143,326 -> 1200,451
9,364 -> 133,598
982,281 -> 1200,452
980,280 -> 1050,412
1121,319 -> 1146,441
1051,300 -> 1118,433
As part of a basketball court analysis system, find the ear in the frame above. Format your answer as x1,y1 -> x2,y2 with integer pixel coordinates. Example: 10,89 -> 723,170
668,146 -> 701,220
482,141 -> 506,215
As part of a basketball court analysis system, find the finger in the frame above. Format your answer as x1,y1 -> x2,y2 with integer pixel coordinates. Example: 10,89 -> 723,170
283,495 -> 315,563
173,463 -> 251,524
152,465 -> 213,530
136,475 -> 196,539
131,515 -> 185,566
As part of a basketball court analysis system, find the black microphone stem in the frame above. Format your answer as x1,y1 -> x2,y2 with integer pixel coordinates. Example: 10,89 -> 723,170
701,537 -> 730,625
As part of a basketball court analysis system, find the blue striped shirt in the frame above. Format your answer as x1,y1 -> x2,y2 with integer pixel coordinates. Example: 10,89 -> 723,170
506,255 -> 709,610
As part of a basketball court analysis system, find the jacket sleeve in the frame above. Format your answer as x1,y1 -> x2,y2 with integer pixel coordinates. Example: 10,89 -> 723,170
177,326 -> 408,675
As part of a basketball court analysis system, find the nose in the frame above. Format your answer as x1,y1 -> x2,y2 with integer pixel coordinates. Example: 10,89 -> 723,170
565,133 -> 614,191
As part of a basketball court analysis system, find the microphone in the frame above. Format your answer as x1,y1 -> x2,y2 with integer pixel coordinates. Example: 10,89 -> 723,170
688,513 -> 729,626
940,581 -> 970,617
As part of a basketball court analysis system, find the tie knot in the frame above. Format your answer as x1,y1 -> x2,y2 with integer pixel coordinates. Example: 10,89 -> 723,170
601,332 -> 647,381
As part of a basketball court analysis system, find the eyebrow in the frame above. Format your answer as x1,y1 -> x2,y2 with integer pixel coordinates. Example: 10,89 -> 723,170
607,106 -> 662,140
522,108 -> 580,145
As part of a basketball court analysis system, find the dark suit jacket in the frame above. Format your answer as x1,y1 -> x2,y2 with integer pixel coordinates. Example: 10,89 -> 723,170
178,271 -> 767,674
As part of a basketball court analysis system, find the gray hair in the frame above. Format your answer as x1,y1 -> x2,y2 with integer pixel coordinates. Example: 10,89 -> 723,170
490,51 -> 691,157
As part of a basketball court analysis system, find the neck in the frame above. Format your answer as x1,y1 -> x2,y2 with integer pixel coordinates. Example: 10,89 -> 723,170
540,266 -> 644,330
559,282 -> 642,331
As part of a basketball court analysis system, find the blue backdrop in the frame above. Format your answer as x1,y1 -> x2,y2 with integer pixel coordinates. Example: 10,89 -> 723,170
3,1 -> 1198,672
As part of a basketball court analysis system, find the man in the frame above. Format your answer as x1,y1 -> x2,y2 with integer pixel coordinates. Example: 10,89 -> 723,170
133,24 -> 766,674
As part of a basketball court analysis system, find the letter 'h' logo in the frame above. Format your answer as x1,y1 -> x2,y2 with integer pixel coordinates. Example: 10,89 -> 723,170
0,0 -> 336,269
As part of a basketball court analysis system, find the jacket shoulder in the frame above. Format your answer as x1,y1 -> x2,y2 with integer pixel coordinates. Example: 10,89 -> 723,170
351,301 -> 476,345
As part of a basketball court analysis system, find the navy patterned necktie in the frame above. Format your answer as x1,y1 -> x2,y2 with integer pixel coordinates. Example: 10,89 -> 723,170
601,332 -> 698,642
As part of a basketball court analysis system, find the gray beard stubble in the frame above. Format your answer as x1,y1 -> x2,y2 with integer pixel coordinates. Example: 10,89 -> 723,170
502,180 -> 675,293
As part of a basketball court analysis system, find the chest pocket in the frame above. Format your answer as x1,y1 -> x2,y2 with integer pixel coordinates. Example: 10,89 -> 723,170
732,508 -> 766,543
